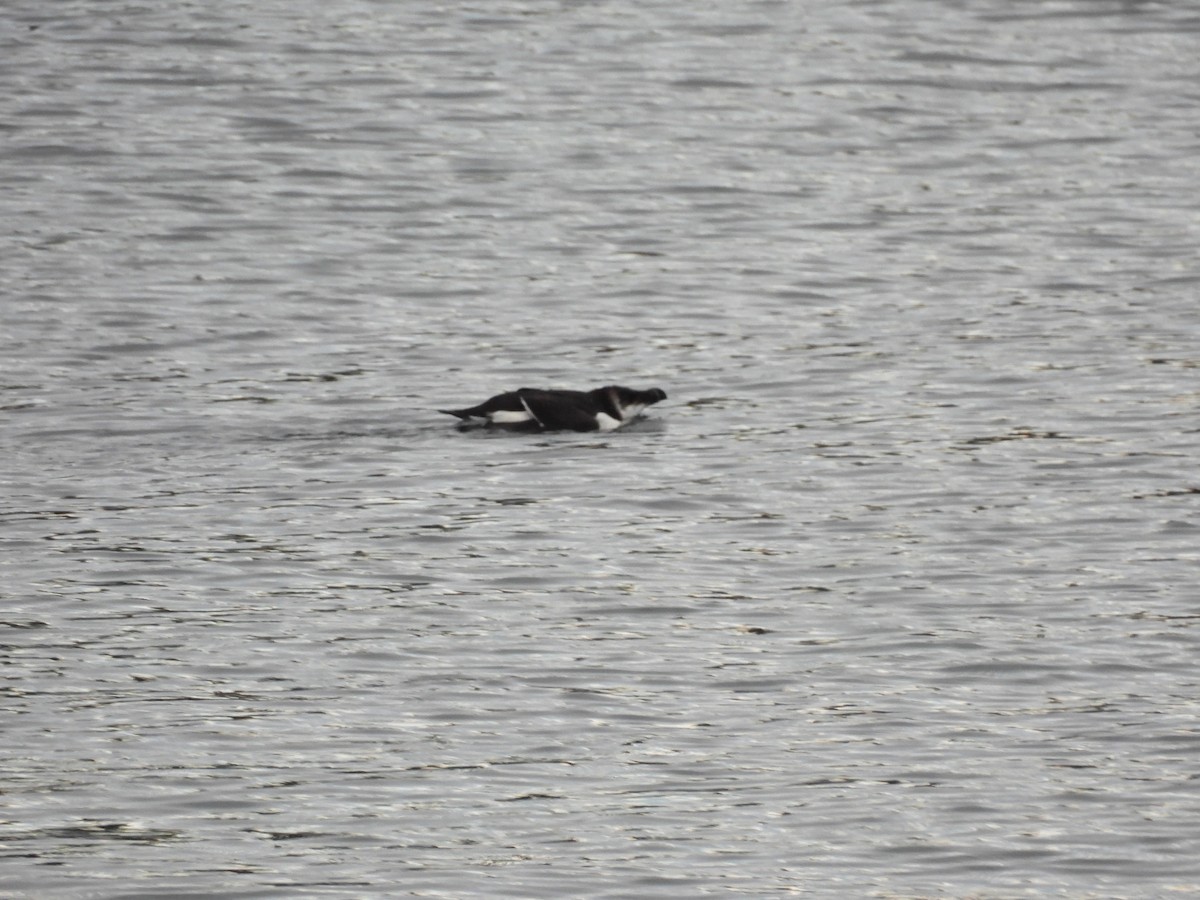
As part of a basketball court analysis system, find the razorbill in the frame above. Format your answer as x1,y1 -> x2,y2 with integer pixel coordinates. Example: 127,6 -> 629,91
440,385 -> 667,432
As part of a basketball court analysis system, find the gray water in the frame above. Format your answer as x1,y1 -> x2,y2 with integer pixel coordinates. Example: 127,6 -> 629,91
3,1 -> 1199,897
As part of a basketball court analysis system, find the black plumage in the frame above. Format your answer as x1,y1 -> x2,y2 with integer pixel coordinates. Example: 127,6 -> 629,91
440,385 -> 667,432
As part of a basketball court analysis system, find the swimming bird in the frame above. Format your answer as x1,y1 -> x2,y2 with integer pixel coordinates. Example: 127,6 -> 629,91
440,385 -> 667,432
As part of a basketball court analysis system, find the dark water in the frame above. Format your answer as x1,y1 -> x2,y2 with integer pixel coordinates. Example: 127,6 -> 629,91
3,1 -> 1199,897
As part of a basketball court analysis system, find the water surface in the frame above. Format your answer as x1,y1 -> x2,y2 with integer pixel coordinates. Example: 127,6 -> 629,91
3,1 -> 1199,897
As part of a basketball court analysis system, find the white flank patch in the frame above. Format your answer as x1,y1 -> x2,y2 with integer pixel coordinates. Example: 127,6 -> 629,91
595,412 -> 622,432
490,409 -> 534,424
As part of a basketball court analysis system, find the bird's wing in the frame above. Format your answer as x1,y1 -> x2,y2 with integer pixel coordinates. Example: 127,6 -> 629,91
522,392 -> 599,431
